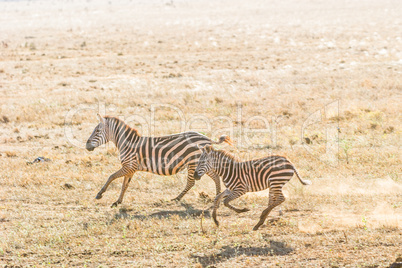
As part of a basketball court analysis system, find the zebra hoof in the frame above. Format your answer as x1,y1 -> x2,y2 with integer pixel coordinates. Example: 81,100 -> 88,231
239,208 -> 250,213
252,225 -> 260,231
95,193 -> 103,200
111,201 -> 120,208
171,197 -> 181,202
253,223 -> 264,231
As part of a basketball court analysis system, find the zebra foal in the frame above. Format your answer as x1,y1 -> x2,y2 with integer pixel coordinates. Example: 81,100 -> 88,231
86,114 -> 232,207
194,144 -> 311,231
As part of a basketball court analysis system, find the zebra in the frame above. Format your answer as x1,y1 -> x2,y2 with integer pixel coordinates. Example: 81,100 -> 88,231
194,144 -> 311,231
85,114 -> 232,207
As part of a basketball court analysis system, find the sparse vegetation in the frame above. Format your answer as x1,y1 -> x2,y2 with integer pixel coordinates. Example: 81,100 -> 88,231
0,0 -> 401,267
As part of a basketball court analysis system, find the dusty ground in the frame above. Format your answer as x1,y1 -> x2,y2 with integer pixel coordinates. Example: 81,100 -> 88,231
0,0 -> 401,267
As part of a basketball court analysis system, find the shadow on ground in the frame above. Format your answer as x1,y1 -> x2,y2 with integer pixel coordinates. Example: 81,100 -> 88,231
191,241 -> 293,267
110,202 -> 210,224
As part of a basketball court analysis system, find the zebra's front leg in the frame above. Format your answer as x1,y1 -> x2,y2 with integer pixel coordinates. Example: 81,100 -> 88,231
223,189 -> 249,213
96,168 -> 127,200
206,170 -> 221,197
171,168 -> 196,201
111,174 -> 134,208
212,189 -> 230,227
171,178 -> 194,201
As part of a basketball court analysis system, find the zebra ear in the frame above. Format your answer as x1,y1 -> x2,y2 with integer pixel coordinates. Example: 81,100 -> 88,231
97,113 -> 105,125
204,144 -> 212,153
197,144 -> 206,151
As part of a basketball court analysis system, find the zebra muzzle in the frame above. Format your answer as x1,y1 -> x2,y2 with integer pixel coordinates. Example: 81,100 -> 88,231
86,143 -> 95,151
194,173 -> 201,180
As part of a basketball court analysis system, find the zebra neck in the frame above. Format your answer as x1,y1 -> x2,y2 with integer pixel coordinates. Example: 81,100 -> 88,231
213,152 -> 237,181
104,117 -> 141,154
106,120 -> 118,148
107,119 -> 127,151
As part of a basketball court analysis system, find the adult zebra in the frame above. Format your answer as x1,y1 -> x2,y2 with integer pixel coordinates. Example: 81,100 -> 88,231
194,144 -> 311,230
85,114 -> 232,207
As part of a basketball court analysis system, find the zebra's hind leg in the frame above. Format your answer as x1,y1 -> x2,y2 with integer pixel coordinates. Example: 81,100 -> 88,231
212,189 -> 230,227
96,168 -> 127,200
111,173 -> 134,208
171,167 -> 196,201
253,188 -> 285,231
223,189 -> 249,213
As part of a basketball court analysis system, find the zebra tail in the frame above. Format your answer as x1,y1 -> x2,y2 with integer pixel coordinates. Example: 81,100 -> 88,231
293,166 -> 312,186
213,135 -> 234,146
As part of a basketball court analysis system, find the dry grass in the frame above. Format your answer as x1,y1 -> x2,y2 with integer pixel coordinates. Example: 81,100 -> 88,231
0,0 -> 401,267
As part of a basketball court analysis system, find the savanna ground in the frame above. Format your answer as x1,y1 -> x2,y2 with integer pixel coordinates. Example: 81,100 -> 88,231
0,0 -> 401,267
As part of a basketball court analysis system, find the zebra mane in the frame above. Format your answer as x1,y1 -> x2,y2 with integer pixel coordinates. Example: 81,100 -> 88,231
212,148 -> 287,164
104,116 -> 141,136
213,148 -> 240,162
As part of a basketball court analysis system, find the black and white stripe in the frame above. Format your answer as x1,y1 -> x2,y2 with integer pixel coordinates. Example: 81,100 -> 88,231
86,114 -> 232,207
194,144 -> 311,230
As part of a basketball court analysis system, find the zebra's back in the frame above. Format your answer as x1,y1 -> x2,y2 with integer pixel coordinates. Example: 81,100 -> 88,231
238,156 -> 295,192
126,132 -> 213,175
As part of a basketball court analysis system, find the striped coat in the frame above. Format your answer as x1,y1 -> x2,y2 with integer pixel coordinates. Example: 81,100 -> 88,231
194,144 -> 311,230
86,115 -> 232,207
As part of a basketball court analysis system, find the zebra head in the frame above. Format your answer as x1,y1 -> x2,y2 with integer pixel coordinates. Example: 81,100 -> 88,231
194,144 -> 214,180
86,114 -> 109,151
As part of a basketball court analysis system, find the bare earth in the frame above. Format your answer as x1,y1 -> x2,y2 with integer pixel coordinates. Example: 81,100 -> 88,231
0,0 -> 401,267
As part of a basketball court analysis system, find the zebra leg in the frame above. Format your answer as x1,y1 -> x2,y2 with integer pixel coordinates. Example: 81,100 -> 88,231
95,168 -> 127,200
223,189 -> 249,213
253,188 -> 285,231
111,174 -> 134,208
206,170 -> 221,196
171,167 -> 196,201
212,189 -> 230,227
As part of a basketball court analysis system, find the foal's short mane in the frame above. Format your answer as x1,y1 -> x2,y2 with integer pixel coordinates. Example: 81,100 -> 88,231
213,148 -> 240,162
104,116 -> 141,136
213,148 -> 289,164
